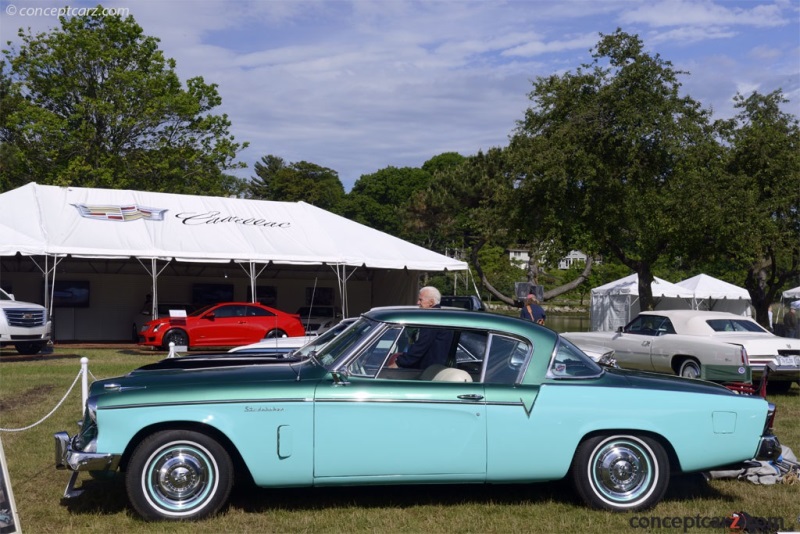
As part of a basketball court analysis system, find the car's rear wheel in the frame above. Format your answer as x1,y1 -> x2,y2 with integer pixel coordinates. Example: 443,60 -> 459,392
572,434 -> 669,511
678,359 -> 701,379
126,430 -> 233,521
264,329 -> 287,339
161,329 -> 189,350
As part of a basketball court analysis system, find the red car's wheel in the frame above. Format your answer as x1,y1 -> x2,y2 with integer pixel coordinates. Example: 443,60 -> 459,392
264,329 -> 287,339
161,329 -> 189,350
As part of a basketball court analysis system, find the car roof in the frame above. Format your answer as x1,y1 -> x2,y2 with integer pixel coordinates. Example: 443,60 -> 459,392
363,306 -> 555,339
638,310 -> 758,334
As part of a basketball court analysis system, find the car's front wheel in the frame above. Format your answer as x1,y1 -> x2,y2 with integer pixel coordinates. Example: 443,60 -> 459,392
571,434 -> 669,511
161,329 -> 189,350
126,430 -> 234,521
678,359 -> 701,379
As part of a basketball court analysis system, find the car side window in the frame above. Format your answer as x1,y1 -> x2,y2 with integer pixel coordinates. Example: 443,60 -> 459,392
626,316 -> 666,336
480,335 -> 530,384
454,330 -> 487,376
246,306 -> 272,317
547,338 -> 603,379
345,326 -> 404,377
657,318 -> 676,335
213,305 -> 236,318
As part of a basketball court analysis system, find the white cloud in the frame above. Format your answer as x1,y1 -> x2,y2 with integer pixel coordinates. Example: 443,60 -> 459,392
1,0 -> 797,189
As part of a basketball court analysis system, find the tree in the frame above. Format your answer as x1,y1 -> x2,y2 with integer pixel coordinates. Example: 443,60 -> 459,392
717,90 -> 800,326
247,155 -> 344,211
1,6 -> 247,195
510,29 -> 725,311
421,152 -> 466,175
340,166 -> 432,238
408,148 -> 593,305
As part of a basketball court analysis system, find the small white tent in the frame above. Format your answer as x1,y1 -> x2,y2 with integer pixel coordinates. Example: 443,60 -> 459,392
783,286 -> 800,300
676,274 -> 752,316
590,274 -> 692,331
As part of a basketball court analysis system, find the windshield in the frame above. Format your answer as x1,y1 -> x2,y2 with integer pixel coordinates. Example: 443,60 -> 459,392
706,319 -> 768,333
292,319 -> 356,358
189,304 -> 214,317
315,317 -> 383,369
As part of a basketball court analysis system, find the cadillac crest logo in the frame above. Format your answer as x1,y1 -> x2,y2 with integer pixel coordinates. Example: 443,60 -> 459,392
72,204 -> 168,222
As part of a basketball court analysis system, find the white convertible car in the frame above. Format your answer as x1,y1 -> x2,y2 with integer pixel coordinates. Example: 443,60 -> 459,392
564,310 -> 800,393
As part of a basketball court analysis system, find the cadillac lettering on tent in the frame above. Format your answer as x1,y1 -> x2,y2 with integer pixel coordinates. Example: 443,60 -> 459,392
72,204 -> 168,222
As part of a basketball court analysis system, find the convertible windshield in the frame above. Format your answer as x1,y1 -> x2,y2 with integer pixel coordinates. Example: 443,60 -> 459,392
315,317 -> 383,369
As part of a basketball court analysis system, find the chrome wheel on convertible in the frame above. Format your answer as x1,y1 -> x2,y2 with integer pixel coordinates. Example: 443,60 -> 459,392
679,359 -> 701,379
126,430 -> 233,521
572,434 -> 669,511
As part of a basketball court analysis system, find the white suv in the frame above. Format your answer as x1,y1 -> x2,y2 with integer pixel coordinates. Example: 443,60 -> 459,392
0,287 -> 51,355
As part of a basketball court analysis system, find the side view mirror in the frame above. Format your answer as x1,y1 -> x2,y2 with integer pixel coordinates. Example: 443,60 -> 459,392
204,312 -> 216,320
616,326 -> 624,333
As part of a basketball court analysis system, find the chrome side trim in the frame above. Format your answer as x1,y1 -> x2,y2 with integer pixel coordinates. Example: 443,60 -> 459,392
100,397 -> 313,410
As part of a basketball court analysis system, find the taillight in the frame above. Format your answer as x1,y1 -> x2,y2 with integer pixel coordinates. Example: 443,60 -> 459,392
740,346 -> 749,366
764,402 -> 776,433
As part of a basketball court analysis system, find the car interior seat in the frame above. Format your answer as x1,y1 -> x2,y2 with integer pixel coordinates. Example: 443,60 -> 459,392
419,363 -> 448,380
432,368 -> 473,382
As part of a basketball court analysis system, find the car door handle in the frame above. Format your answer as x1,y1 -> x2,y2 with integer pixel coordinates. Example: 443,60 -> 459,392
457,394 -> 484,400
642,341 -> 651,347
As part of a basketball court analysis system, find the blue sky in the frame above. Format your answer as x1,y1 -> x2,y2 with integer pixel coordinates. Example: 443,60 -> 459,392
2,0 -> 798,191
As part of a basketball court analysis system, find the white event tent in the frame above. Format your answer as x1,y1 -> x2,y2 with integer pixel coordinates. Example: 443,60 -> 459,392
0,183 -> 467,341
589,274 -> 693,331
675,274 -> 752,316
783,286 -> 800,300
783,286 -> 800,311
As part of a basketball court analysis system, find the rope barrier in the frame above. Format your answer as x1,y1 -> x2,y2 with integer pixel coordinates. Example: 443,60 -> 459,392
0,358 -> 90,432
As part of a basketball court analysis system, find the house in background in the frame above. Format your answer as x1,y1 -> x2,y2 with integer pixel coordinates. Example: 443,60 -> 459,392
508,248 -> 593,270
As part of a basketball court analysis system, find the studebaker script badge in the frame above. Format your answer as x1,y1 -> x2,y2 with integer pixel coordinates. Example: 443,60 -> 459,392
244,406 -> 284,412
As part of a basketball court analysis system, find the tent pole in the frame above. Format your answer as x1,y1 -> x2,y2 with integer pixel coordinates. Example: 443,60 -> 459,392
151,259 -> 158,321
250,261 -> 256,303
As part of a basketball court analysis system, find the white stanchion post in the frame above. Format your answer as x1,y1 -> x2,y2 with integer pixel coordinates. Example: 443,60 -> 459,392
168,341 -> 175,358
80,357 -> 89,409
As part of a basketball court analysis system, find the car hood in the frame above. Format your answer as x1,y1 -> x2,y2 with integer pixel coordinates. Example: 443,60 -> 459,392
88,358 -> 328,403
0,299 -> 45,310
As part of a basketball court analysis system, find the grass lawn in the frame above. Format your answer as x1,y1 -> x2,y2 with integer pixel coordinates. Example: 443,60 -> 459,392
1,346 -> 798,533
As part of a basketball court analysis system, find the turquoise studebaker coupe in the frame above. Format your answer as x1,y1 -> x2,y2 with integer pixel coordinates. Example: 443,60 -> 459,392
55,307 -> 781,521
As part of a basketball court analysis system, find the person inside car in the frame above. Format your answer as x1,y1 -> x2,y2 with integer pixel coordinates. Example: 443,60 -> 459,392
387,286 -> 454,369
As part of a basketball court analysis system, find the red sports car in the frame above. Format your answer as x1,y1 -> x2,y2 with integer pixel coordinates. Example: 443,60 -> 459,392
138,302 -> 305,350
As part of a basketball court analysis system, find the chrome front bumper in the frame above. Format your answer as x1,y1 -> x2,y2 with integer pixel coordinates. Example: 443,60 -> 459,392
754,434 -> 781,462
54,431 -> 121,498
